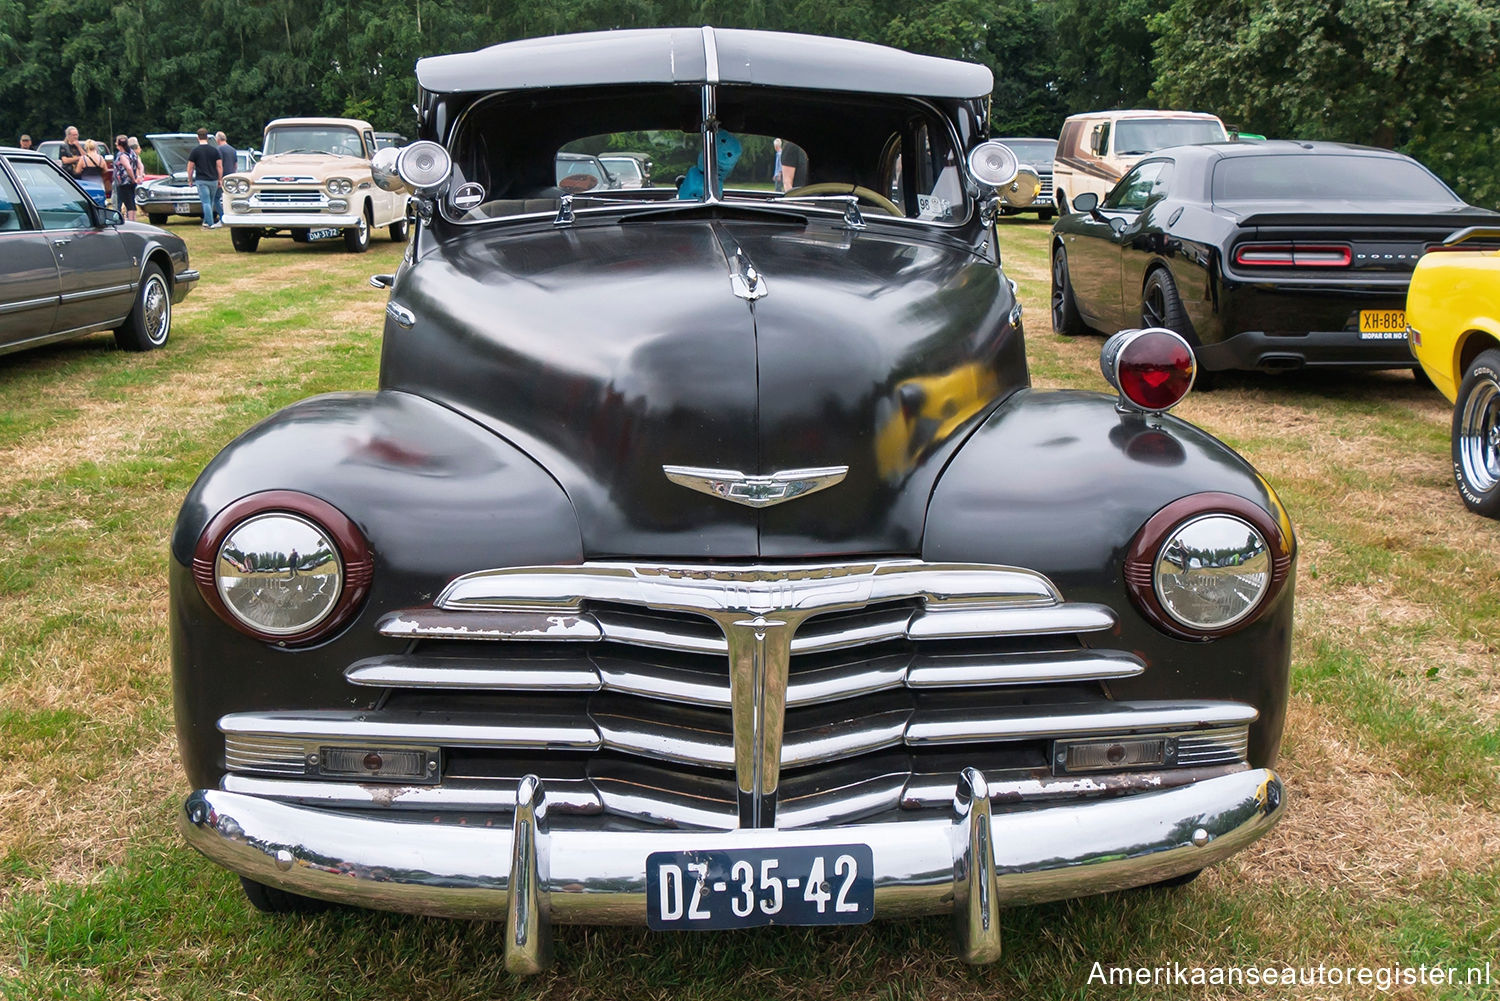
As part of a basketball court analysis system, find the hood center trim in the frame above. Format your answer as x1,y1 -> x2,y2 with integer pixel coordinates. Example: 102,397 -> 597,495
663,465 -> 848,508
711,223 -> 768,301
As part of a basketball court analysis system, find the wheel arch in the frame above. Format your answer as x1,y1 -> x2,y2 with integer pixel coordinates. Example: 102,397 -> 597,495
1457,328 -> 1500,382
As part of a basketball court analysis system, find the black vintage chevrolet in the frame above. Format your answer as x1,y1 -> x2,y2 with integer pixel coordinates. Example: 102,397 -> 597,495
172,28 -> 1293,970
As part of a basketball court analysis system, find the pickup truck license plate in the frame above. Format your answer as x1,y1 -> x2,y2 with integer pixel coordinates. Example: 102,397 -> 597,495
308,227 -> 342,242
646,844 -> 874,929
1358,309 -> 1406,339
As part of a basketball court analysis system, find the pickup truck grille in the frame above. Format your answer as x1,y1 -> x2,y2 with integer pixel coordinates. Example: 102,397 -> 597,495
252,189 -> 325,211
221,561 -> 1255,829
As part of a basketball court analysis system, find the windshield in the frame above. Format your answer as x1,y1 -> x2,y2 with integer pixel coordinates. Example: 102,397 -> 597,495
146,134 -> 197,175
1213,155 -> 1460,203
264,126 -> 365,157
444,84 -> 969,227
1114,119 -> 1226,156
998,140 -> 1056,165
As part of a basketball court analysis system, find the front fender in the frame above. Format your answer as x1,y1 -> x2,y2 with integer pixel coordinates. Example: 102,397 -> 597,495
171,390 -> 583,787
922,389 -> 1294,766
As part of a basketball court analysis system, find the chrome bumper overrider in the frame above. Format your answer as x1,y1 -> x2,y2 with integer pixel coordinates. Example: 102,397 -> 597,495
182,767 -> 1283,971
221,212 -> 361,229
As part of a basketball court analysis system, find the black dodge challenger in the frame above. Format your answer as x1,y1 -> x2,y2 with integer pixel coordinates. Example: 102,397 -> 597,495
172,27 -> 1293,971
1050,140 -> 1500,373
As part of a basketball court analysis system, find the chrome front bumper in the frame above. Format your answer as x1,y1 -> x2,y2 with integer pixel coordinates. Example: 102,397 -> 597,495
221,212 -> 361,229
182,766 -> 1284,972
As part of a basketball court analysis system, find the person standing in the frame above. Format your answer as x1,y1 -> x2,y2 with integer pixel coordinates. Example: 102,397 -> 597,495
214,131 -> 237,221
58,126 -> 83,174
772,138 -> 784,193
780,140 -> 807,190
114,135 -> 142,221
18,135 -> 32,150
186,128 -> 223,227
75,139 -> 109,206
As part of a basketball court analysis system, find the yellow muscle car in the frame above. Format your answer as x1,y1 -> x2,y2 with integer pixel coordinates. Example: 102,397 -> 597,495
1406,226 -> 1500,517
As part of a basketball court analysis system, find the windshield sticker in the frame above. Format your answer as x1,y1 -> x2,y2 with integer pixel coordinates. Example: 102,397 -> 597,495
917,194 -> 952,220
451,183 -> 486,211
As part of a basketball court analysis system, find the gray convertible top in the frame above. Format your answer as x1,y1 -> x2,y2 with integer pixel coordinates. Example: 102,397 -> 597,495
416,26 -> 993,100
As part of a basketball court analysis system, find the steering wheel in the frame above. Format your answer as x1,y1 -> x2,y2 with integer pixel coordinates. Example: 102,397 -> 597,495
783,183 -> 902,217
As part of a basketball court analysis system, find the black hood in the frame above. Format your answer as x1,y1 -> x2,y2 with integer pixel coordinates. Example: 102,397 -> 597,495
381,213 -> 1026,558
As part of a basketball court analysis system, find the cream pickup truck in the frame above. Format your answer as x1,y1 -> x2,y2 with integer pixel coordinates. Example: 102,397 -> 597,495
221,117 -> 410,253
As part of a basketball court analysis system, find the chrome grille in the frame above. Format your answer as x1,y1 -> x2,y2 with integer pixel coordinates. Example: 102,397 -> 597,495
1037,173 -> 1054,199
255,190 -> 323,205
222,560 -> 1255,829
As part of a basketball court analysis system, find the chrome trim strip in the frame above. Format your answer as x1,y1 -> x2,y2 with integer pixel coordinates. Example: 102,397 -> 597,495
907,603 -> 1116,639
180,769 -> 1285,938
219,711 -> 601,751
377,608 -> 602,641
906,649 -> 1144,688
222,774 -> 604,813
58,282 -> 134,303
782,708 -> 909,766
345,655 -> 601,691
0,295 -> 59,316
386,302 -> 415,328
662,465 -> 848,509
905,701 -> 1259,745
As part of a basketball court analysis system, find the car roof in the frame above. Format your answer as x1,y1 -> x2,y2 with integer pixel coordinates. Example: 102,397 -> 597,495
1158,140 -> 1418,162
416,26 -> 993,99
264,118 -> 374,131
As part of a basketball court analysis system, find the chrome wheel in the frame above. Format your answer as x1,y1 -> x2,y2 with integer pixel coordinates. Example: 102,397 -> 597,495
142,274 -> 170,346
1458,373 -> 1500,494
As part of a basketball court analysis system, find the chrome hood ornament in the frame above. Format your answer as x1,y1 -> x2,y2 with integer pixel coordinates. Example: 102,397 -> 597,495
663,465 -> 848,508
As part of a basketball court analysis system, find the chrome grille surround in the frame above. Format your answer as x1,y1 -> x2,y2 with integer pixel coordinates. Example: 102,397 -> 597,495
222,560 -> 1257,829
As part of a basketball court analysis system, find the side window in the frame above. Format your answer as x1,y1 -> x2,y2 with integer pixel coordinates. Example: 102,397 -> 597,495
9,159 -> 93,230
363,131 -> 376,159
1058,122 -> 1079,159
878,133 -> 906,215
1091,122 -> 1110,157
1105,162 -> 1164,211
0,166 -> 33,231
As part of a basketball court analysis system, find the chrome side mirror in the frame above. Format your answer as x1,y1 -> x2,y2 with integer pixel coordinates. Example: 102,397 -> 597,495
372,141 -> 452,198
371,147 -> 404,193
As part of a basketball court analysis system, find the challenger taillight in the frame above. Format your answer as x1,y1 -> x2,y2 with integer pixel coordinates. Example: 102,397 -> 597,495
1233,243 -> 1351,267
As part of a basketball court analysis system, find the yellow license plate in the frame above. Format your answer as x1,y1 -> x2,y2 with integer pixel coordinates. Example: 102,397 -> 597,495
1358,309 -> 1406,339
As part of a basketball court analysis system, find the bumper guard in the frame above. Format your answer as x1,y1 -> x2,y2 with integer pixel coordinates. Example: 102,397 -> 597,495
182,766 -> 1283,972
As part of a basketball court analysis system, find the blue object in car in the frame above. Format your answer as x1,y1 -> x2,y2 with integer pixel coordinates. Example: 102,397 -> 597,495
678,131 -> 742,199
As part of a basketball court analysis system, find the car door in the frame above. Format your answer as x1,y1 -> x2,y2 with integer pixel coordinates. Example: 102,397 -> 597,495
1067,162 -> 1164,329
360,128 -> 391,225
9,158 -> 135,334
0,158 -> 60,348
1118,160 -> 1177,317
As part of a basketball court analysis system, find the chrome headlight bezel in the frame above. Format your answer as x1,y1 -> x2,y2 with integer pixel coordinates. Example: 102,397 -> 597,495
193,491 -> 373,645
327,177 -> 353,196
1152,514 -> 1270,631
1124,492 -> 1294,640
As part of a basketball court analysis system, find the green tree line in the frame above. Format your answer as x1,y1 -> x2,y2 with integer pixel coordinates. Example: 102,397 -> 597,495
2,0 -> 1495,205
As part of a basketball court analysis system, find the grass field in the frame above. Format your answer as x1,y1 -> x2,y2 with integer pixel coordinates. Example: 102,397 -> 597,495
1,218 -> 1496,999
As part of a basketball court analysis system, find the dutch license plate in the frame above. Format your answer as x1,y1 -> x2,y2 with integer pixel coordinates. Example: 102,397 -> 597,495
174,202 -> 194,214
646,844 -> 874,930
308,227 -> 342,241
1358,309 -> 1406,340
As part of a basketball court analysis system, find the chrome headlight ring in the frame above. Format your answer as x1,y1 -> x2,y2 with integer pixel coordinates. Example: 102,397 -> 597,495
193,491 -> 374,645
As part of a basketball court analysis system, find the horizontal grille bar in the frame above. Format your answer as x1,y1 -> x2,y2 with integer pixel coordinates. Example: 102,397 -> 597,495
221,700 -> 1255,773
343,647 -> 1144,703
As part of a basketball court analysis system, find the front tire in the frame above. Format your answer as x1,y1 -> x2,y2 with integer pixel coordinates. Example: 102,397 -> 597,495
388,218 -> 409,242
230,228 -> 260,253
113,264 -> 171,352
1038,208 -> 1056,223
344,212 -> 370,253
1051,246 -> 1086,335
1452,348 -> 1500,518
147,213 -> 168,226
240,877 -> 333,914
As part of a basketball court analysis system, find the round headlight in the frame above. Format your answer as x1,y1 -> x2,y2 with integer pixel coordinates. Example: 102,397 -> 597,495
1154,515 -> 1270,630
1124,493 -> 1294,640
215,513 -> 343,636
193,491 -> 374,645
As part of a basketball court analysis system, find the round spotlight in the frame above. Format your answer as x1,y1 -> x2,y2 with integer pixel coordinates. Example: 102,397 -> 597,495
967,141 -> 1020,188
395,141 -> 452,193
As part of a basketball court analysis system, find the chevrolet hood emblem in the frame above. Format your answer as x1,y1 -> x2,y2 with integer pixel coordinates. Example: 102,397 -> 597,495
663,465 -> 849,508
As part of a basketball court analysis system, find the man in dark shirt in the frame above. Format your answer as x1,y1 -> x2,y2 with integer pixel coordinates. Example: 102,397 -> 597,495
18,135 -> 32,150
186,128 -> 224,227
59,126 -> 83,173
780,140 -> 808,190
